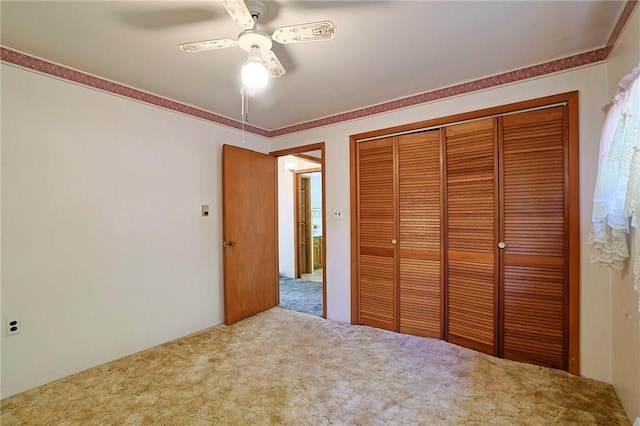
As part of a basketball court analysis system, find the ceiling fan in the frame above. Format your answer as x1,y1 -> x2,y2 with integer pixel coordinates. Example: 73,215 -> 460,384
179,0 -> 336,88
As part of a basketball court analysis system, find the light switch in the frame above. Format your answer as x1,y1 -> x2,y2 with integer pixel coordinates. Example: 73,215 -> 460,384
201,205 -> 209,217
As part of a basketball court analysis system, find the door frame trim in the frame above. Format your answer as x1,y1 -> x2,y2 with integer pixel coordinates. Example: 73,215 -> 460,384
349,92 -> 580,374
270,143 -> 327,318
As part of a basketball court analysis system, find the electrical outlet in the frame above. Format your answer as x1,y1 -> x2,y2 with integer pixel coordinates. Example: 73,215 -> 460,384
333,208 -> 343,220
6,317 -> 20,336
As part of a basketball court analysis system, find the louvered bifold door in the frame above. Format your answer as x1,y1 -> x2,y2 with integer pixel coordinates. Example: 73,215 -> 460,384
499,107 -> 568,370
398,130 -> 443,338
445,118 -> 498,355
356,137 -> 397,331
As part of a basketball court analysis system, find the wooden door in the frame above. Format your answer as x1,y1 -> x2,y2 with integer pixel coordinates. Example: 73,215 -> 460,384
445,118 -> 498,355
397,130 -> 443,338
499,107 -> 568,369
356,137 -> 397,331
222,144 -> 278,325
297,175 -> 312,275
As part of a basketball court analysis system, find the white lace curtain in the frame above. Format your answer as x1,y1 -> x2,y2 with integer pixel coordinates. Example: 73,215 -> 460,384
590,63 -> 640,310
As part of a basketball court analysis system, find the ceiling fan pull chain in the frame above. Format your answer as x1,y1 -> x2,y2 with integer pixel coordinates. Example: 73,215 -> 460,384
245,85 -> 249,123
241,85 -> 246,144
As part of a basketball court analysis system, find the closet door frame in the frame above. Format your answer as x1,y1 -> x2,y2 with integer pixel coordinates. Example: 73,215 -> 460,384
350,91 -> 580,374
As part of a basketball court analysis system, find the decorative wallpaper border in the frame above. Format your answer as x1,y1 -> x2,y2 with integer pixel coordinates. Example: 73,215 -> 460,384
269,48 -> 609,137
1,0 -> 636,138
605,0 -> 638,53
0,48 -> 270,137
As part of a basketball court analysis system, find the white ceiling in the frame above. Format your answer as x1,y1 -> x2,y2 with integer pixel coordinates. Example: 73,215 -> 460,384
0,1 -> 625,131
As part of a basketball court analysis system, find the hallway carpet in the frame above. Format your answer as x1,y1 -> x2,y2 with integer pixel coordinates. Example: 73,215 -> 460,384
1,307 -> 630,425
279,276 -> 322,317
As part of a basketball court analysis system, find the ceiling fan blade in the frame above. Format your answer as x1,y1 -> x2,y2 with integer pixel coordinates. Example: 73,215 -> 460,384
271,21 -> 336,44
221,0 -> 254,29
179,38 -> 237,52
262,50 -> 286,78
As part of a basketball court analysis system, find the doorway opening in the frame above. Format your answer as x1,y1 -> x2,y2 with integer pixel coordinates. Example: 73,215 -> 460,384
270,143 -> 326,318
295,170 -> 322,279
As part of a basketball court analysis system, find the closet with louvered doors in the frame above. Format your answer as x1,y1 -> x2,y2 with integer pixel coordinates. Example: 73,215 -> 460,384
352,93 -> 579,373
356,129 -> 443,338
443,106 -> 571,369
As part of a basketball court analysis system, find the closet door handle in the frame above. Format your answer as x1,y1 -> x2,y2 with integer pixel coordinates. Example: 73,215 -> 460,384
391,239 -> 397,245
498,242 -> 506,249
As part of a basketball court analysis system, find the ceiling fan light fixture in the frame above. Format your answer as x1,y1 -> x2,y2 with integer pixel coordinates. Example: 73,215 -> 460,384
241,46 -> 269,89
179,0 -> 336,89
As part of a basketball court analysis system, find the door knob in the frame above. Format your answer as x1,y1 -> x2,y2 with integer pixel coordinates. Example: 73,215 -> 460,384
498,242 -> 506,249
391,239 -> 397,245
224,241 -> 236,248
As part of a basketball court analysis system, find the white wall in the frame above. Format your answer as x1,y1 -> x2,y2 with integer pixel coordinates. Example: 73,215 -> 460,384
0,64 -> 269,398
605,6 -> 640,421
277,156 -> 295,277
270,64 -> 613,383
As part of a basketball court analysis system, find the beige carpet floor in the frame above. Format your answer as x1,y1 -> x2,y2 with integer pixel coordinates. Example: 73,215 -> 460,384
1,307 -> 630,425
